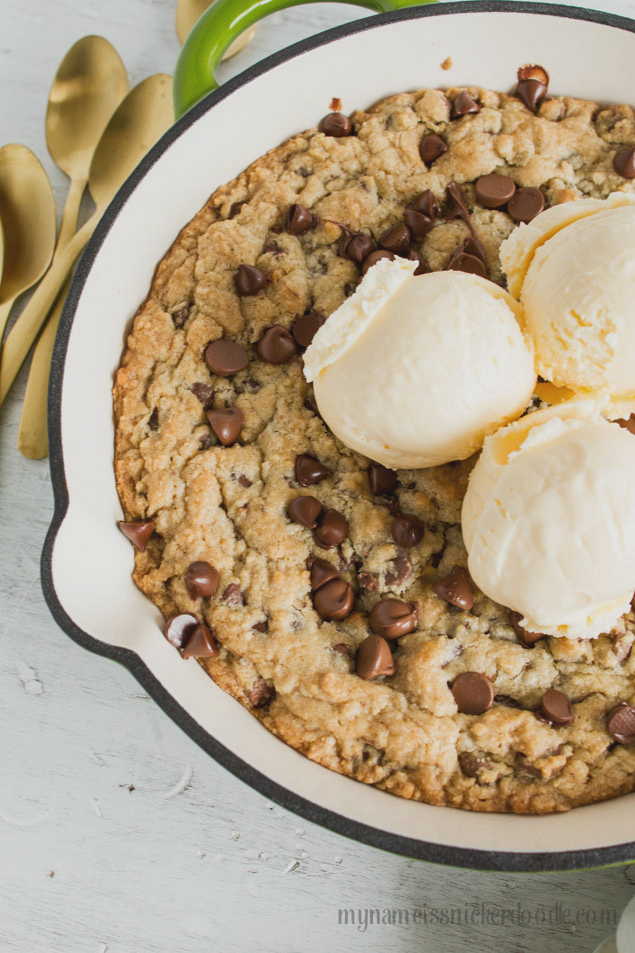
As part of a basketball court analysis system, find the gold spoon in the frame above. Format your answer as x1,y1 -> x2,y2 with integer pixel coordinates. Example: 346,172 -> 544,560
176,0 -> 256,56
17,35 -> 129,459
0,74 -> 174,410
0,144 -> 56,340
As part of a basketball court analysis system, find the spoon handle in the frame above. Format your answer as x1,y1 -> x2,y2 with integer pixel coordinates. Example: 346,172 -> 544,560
16,279 -> 71,458
0,298 -> 14,340
17,176 -> 87,456
0,212 -> 95,407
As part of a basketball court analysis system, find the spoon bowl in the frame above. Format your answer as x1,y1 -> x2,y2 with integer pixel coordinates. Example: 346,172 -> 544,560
0,144 -> 56,339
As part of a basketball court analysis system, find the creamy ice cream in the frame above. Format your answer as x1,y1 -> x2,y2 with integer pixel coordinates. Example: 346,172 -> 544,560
500,193 -> 635,415
462,401 -> 635,639
303,258 -> 536,470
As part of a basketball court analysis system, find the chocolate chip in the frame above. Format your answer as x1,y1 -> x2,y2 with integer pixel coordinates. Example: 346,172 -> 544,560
475,173 -> 517,209
403,209 -> 434,241
607,703 -> 635,743
451,90 -> 480,119
256,325 -> 297,364
385,553 -> 413,588
408,250 -> 430,276
235,264 -> 266,296
286,203 -> 317,235
357,572 -> 378,591
220,583 -> 244,605
172,304 -> 190,328
181,623 -> 218,659
409,190 -> 440,219
368,462 -> 398,495
199,433 -> 213,450
447,249 -> 487,279
419,133 -> 448,166
248,677 -> 275,708
252,620 -> 268,633
287,495 -> 322,528
433,566 -> 474,610
369,598 -> 418,640
518,64 -> 549,85
508,187 -> 545,223
313,578 -> 355,621
292,310 -> 325,348
263,240 -> 283,256
516,78 -> 547,112
191,382 -> 214,407
295,454 -> 331,486
451,672 -> 494,714
356,634 -> 396,679
361,250 -> 395,274
147,408 -> 159,431
617,414 -> 635,435
339,231 -> 375,263
459,751 -> 492,779
229,201 -> 244,218
118,519 -> 155,552
206,407 -> 244,446
164,612 -> 199,651
308,557 -> 339,591
539,688 -> 574,726
332,642 -> 351,656
613,146 -> 635,179
185,561 -> 220,599
378,224 -> 410,256
391,513 -> 424,548
510,611 -> 546,647
444,182 -> 471,224
313,508 -> 348,549
322,112 -> 352,137
237,474 -> 252,488
204,339 -> 249,376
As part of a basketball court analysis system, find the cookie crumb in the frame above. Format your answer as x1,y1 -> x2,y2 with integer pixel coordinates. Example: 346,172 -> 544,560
441,56 -> 453,71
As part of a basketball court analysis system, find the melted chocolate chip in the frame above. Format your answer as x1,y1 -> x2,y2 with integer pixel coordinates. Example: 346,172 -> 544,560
617,414 -> 635,435
361,250 -> 395,274
220,583 -> 244,606
510,611 -> 546,647
451,672 -> 494,715
367,462 -> 398,495
287,495 -> 322,528
340,231 -> 375,263
286,203 -> 317,235
403,209 -> 434,241
409,190 -> 440,219
408,250 -> 430,275
451,90 -> 480,119
517,78 -> 547,112
322,112 -> 353,137
391,513 -> 424,548
357,572 -> 378,591
181,623 -> 218,659
475,173 -> 517,209
385,553 -> 413,588
313,578 -> 355,621
313,508 -> 348,549
295,454 -> 331,486
444,182 -> 471,224
118,520 -> 155,552
235,264 -> 266,296
539,688 -> 574,726
607,703 -> 635,744
369,598 -> 418,640
419,133 -> 448,166
447,248 -> 487,279
164,613 -> 199,651
613,146 -> 635,179
292,310 -> 325,348
459,751 -> 493,779
308,557 -> 339,591
204,339 -> 249,376
356,634 -> 396,680
507,187 -> 545,223
248,677 -> 275,708
378,224 -> 410,256
206,407 -> 244,446
191,382 -> 214,407
256,325 -> 297,364
185,561 -> 220,599
147,408 -> 159,431
433,566 -> 474,610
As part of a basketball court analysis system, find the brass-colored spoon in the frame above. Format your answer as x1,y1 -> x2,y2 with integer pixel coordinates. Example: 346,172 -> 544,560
175,0 -> 256,57
0,74 -> 174,410
0,144 -> 56,340
17,35 -> 129,459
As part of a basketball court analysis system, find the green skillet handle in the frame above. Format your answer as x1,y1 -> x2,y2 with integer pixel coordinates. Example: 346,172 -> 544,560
174,0 -> 434,118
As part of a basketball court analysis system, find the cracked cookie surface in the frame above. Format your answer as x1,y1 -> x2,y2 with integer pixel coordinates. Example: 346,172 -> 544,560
114,84 -> 635,813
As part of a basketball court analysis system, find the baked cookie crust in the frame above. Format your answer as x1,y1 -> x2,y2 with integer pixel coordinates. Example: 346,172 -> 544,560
114,84 -> 635,813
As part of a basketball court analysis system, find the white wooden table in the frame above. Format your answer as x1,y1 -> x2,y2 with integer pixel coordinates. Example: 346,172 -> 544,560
2,2 -> 635,951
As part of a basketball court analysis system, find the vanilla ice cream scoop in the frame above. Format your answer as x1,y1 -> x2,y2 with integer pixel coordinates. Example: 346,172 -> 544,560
462,401 -> 635,639
303,258 -> 536,469
500,193 -> 635,413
